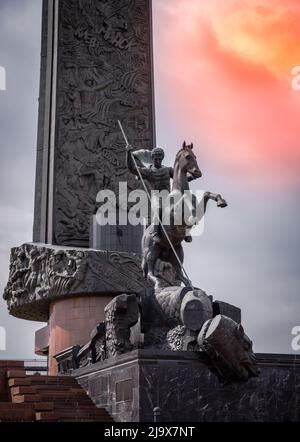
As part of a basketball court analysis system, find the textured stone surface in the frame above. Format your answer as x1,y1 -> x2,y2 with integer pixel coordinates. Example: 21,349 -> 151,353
74,351 -> 300,422
3,243 -> 148,321
34,0 -> 155,247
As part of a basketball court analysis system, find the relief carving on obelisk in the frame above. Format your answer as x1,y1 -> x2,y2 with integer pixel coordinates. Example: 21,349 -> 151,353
35,0 -> 155,247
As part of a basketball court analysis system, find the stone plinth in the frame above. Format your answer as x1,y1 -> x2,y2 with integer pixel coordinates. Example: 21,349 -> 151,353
48,296 -> 112,374
74,351 -> 300,422
3,243 -> 149,373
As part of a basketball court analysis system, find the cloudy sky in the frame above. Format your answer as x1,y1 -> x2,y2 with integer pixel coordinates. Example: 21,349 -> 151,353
0,0 -> 299,360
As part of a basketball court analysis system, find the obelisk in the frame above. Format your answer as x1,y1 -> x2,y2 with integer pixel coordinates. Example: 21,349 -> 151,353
33,0 -> 155,248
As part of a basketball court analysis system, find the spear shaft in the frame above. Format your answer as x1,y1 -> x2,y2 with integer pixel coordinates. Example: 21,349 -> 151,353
117,120 -> 194,289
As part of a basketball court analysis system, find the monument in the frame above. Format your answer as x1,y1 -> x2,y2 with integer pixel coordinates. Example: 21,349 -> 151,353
2,0 -> 300,423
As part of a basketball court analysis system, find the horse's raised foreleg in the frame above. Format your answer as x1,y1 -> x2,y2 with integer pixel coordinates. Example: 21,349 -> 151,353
197,192 -> 228,215
192,192 -> 227,226
204,192 -> 227,210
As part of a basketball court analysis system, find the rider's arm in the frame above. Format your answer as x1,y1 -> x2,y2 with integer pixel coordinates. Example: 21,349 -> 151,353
169,167 -> 174,179
126,146 -> 139,176
126,147 -> 150,180
139,167 -> 151,180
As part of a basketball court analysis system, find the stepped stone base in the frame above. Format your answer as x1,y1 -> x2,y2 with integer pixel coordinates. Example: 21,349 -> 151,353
0,361 -> 113,422
74,350 -> 300,422
0,361 -> 24,402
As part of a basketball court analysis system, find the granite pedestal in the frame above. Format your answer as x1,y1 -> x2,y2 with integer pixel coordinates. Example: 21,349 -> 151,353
74,350 -> 300,422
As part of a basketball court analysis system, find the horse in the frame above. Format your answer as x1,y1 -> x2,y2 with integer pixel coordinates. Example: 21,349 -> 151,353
141,142 -> 227,288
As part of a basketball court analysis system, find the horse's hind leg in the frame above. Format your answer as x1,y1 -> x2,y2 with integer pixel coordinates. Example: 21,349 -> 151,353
169,245 -> 191,288
146,244 -> 161,285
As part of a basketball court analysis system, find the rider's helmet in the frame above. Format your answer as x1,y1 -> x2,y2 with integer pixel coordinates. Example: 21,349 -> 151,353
151,147 -> 165,159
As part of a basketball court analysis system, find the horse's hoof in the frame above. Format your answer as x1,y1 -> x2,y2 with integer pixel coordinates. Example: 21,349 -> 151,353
184,236 -> 193,243
217,197 -> 228,208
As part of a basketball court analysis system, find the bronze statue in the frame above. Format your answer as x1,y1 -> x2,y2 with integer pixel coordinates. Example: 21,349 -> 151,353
126,142 -> 203,245
126,141 -> 227,288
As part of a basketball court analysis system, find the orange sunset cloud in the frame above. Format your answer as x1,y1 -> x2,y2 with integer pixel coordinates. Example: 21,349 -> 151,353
154,0 -> 300,187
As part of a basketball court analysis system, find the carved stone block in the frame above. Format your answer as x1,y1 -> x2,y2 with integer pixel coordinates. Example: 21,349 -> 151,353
3,243 -> 149,321
90,322 -> 106,363
55,345 -> 81,374
77,342 -> 92,369
180,290 -> 213,331
198,315 -> 260,382
105,293 -> 139,357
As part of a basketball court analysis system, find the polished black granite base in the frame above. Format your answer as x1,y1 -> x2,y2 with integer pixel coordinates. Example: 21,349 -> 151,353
73,350 -> 300,422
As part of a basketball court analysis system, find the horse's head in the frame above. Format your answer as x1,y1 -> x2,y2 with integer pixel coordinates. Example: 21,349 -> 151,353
175,141 -> 202,179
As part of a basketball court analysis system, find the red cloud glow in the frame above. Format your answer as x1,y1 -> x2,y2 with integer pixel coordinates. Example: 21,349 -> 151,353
153,0 -> 300,187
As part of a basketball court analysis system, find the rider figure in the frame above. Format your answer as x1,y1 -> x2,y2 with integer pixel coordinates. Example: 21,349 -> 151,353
126,146 -> 194,243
